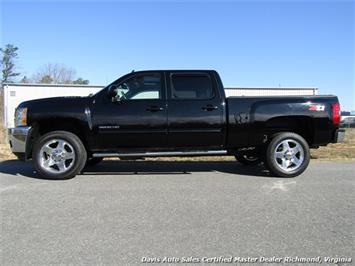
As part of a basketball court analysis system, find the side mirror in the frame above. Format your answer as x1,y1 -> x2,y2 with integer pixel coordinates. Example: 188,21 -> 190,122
107,85 -> 117,98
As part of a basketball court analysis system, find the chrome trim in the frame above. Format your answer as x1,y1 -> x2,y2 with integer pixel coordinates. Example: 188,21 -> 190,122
8,126 -> 32,154
92,150 -> 227,158
169,129 -> 222,133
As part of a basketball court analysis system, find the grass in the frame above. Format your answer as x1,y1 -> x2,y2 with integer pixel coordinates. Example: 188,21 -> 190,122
310,128 -> 355,161
0,129 -> 354,162
0,125 -> 6,144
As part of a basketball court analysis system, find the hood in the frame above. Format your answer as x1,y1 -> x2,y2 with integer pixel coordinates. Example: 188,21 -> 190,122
18,96 -> 94,127
18,96 -> 91,109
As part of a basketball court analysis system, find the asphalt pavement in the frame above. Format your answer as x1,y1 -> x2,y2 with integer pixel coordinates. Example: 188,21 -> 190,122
0,160 -> 354,265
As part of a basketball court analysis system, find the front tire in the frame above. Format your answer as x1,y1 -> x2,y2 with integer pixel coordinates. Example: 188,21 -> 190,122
265,132 -> 310,177
32,131 -> 87,180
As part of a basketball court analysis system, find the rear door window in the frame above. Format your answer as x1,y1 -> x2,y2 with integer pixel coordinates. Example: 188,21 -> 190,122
170,74 -> 214,99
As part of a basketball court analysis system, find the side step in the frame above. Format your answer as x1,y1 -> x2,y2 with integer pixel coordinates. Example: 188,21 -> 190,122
92,150 -> 228,158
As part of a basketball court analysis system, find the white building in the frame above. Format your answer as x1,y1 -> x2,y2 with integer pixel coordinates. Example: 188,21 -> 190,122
2,83 -> 318,129
224,87 -> 318,97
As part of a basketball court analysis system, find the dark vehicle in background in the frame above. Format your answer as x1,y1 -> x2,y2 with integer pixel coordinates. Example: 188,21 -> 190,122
8,70 -> 344,179
340,117 -> 355,128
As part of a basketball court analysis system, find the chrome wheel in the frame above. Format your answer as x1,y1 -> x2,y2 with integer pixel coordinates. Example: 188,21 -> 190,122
39,139 -> 76,173
274,139 -> 304,172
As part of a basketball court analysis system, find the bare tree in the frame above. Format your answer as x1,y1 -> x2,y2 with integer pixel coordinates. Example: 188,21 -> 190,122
33,63 -> 77,84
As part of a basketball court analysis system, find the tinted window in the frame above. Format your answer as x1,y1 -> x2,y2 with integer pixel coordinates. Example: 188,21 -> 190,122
114,74 -> 161,100
171,74 -> 213,99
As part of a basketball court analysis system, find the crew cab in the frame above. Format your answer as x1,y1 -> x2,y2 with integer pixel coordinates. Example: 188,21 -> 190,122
8,70 -> 344,179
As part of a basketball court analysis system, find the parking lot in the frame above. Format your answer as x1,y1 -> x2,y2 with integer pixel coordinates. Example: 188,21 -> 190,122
0,160 -> 354,265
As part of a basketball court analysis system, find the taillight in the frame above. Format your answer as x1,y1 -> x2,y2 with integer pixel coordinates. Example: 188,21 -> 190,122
332,102 -> 341,125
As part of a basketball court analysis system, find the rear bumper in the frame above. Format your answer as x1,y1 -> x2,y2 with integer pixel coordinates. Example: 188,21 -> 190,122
8,127 -> 32,158
333,128 -> 345,143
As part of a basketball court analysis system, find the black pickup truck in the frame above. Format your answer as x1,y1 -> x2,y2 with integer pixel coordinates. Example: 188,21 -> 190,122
9,70 -> 344,179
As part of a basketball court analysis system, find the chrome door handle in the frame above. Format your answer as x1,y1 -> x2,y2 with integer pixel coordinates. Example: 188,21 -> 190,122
202,105 -> 218,111
146,106 -> 163,112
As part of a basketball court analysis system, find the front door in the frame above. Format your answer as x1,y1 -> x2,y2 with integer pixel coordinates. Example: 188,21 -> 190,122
167,72 -> 224,149
91,72 -> 167,151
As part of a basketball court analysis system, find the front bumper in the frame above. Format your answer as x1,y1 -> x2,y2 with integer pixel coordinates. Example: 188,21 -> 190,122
8,126 -> 32,155
334,128 -> 345,143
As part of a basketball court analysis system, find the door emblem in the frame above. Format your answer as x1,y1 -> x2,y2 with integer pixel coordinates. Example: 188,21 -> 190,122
99,125 -> 121,129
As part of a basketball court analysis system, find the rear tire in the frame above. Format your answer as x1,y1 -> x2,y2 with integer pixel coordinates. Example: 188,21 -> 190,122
32,131 -> 87,180
265,132 -> 310,177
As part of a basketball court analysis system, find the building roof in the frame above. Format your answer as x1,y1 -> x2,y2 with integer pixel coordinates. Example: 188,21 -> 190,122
225,87 -> 318,90
4,83 -> 317,91
2,83 -> 104,88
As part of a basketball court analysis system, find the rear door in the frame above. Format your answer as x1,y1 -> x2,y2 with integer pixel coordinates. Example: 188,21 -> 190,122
166,71 -> 224,149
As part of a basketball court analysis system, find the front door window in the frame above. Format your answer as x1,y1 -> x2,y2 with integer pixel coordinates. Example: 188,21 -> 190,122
114,74 -> 161,101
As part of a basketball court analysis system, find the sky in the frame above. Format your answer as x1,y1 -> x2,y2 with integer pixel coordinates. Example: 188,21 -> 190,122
0,0 -> 354,111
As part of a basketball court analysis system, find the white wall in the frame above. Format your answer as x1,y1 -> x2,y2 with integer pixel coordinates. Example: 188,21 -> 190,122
224,88 -> 318,97
3,84 -> 318,129
3,84 -> 103,128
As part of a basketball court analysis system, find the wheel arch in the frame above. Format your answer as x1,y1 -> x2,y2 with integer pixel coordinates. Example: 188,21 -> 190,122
26,118 -> 91,159
265,116 -> 315,145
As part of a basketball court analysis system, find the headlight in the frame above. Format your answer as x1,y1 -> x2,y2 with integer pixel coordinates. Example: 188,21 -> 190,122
15,107 -> 28,127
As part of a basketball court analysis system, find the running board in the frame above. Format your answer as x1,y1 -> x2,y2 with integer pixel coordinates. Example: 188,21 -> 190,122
92,150 -> 228,158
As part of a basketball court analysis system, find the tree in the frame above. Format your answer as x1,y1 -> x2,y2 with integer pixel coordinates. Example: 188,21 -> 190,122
38,75 -> 53,84
73,78 -> 89,85
20,75 -> 30,83
33,63 -> 75,84
0,44 -> 21,83
33,63 -> 89,85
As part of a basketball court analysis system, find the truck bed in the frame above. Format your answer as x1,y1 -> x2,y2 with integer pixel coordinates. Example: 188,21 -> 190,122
226,95 -> 339,148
